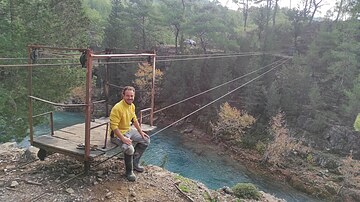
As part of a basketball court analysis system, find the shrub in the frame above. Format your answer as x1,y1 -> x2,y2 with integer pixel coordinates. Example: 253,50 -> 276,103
211,102 -> 256,143
232,183 -> 261,200
354,113 -> 360,132
174,174 -> 197,194
262,112 -> 303,165
306,153 -> 314,164
134,62 -> 163,107
255,141 -> 267,155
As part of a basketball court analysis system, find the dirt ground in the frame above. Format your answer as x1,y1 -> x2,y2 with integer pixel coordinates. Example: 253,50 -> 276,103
0,142 -> 283,202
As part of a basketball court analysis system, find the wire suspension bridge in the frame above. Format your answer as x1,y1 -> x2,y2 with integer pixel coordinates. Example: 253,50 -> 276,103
11,51 -> 291,201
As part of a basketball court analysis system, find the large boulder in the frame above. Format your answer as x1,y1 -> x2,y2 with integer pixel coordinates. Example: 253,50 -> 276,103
321,125 -> 360,159
0,142 -> 24,160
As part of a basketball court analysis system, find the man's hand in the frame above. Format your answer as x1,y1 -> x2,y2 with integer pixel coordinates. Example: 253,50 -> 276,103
140,131 -> 149,140
120,136 -> 132,145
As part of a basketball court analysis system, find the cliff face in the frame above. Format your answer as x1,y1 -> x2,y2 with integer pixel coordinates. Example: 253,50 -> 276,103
0,142 -> 282,202
321,125 -> 360,159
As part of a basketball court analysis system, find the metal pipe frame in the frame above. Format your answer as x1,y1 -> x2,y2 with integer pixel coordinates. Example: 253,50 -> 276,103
84,49 -> 93,173
28,47 -> 34,145
26,45 -> 157,173
29,96 -> 105,107
139,108 -> 152,126
151,50 -> 156,126
92,53 -> 155,59
32,111 -> 54,136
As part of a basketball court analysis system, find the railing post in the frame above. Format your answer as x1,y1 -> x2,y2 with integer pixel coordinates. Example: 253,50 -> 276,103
105,49 -> 110,117
28,46 -> 34,145
150,51 -> 156,126
50,111 -> 54,136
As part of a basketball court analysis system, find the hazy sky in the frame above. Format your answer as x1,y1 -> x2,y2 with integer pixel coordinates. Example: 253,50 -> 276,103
219,0 -> 336,17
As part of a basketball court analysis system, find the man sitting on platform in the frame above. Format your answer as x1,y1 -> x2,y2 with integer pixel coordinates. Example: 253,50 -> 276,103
109,86 -> 150,182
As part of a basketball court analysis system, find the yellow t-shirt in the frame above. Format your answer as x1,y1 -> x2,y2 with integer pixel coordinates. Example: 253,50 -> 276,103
109,100 -> 138,135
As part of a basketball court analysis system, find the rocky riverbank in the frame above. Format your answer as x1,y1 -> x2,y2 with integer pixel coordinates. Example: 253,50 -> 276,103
177,124 -> 360,202
0,142 -> 283,202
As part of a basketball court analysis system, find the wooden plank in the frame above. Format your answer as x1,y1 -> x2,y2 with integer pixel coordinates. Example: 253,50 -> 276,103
140,124 -> 157,132
30,118 -> 156,161
33,135 -> 104,160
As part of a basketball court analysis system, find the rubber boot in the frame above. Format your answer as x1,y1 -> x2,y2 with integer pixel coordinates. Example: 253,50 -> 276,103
133,144 -> 148,172
124,154 -> 136,181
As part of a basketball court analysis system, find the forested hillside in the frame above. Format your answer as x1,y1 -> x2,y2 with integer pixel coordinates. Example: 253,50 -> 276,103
0,0 -> 359,161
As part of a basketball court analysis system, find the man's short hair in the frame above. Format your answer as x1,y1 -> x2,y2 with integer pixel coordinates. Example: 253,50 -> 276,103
122,86 -> 135,95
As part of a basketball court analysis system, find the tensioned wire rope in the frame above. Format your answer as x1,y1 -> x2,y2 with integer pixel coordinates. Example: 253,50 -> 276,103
95,52 -> 262,65
0,52 -> 264,67
156,51 -> 260,58
0,51 -> 259,61
149,58 -> 291,138
143,57 -> 288,118
141,58 -> 287,163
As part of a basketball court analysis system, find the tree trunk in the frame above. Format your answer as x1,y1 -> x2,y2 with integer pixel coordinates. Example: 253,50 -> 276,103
174,25 -> 180,54
303,0 -> 310,19
266,0 -> 271,28
142,16 -> 146,49
273,0 -> 279,26
309,0 -> 323,25
335,0 -> 344,22
243,0 -> 248,32
200,34 -> 206,53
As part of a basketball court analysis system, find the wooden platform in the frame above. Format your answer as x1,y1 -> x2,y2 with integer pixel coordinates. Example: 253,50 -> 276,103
32,117 -> 156,161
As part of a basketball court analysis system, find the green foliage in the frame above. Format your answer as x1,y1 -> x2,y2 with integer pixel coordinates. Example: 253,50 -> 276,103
277,63 -> 312,121
345,75 -> 360,121
265,81 -> 281,118
174,174 -> 196,194
83,0 -> 111,48
354,114 -> 360,132
178,184 -> 190,193
0,0 -> 90,142
104,0 -> 165,50
231,183 -> 261,200
104,0 -> 132,48
307,153 -> 314,164
255,141 -> 267,155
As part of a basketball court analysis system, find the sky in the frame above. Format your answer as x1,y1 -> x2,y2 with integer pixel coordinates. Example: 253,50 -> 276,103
219,0 -> 337,17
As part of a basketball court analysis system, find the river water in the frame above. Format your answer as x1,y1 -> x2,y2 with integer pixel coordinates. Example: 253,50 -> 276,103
144,129 -> 321,202
20,112 -> 321,202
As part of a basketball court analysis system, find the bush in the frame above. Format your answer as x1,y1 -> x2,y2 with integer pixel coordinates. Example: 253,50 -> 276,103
255,141 -> 267,155
263,112 -> 303,165
211,102 -> 256,143
354,114 -> 360,132
232,183 -> 261,200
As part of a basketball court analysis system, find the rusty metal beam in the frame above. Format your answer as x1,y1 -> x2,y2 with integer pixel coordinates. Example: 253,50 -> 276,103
84,49 -> 93,174
29,96 -> 105,107
150,51 -> 156,126
28,47 -> 34,145
92,53 -> 155,59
